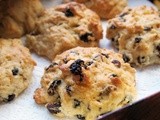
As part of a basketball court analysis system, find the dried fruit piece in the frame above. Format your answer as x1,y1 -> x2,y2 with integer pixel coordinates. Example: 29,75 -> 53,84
70,59 -> 84,76
46,62 -> 58,71
99,86 -> 117,96
66,85 -> 72,96
64,8 -> 74,17
112,60 -> 121,68
48,80 -> 62,95
7,94 -> 15,102
101,53 -> 109,58
119,12 -> 128,18
80,33 -> 92,42
110,24 -> 116,29
135,37 -> 142,43
74,99 -> 81,108
47,102 -> 61,114
156,44 -> 160,53
122,54 -> 130,63
12,67 -> 19,76
76,114 -> 85,120
110,74 -> 118,77
144,27 -> 152,31
137,56 -> 146,64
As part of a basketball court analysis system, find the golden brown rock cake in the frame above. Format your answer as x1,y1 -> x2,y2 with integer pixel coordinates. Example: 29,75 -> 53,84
34,47 -> 136,120
107,6 -> 160,67
26,2 -> 103,61
0,0 -> 44,38
63,0 -> 127,19
0,39 -> 36,102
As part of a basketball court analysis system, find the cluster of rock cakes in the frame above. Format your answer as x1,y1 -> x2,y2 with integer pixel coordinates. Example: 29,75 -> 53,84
2,0 -> 160,120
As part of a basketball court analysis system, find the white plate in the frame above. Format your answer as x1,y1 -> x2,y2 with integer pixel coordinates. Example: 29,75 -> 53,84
0,0 -> 160,120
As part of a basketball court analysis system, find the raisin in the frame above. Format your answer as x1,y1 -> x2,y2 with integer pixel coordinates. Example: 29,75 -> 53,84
76,114 -> 85,120
64,8 -> 74,17
70,59 -> 84,75
144,27 -> 152,31
46,62 -> 58,71
111,38 -> 115,42
87,105 -> 91,111
110,74 -> 118,77
74,99 -> 81,108
137,56 -> 146,64
46,102 -> 61,114
135,37 -> 142,43
101,53 -> 109,58
110,24 -> 116,29
7,94 -> 15,102
12,67 -> 19,76
122,54 -> 130,63
63,58 -> 68,64
119,12 -> 128,18
156,44 -> 160,52
112,60 -> 121,68
48,80 -> 62,95
100,86 -> 117,96
70,59 -> 85,81
80,33 -> 92,42
66,85 -> 72,96
111,37 -> 119,47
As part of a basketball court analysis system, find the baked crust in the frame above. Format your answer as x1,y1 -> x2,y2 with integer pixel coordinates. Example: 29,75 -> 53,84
0,0 -> 44,38
0,39 -> 36,102
34,47 -> 136,120
63,0 -> 127,19
26,2 -> 103,61
107,6 -> 160,67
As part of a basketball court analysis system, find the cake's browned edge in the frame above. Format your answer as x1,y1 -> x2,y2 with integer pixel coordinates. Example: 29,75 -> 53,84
98,91 -> 160,120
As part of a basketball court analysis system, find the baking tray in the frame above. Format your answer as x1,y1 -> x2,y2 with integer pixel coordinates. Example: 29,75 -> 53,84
0,0 -> 160,120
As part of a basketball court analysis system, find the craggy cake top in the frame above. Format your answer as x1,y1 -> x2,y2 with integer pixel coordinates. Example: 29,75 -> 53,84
0,39 -> 36,103
26,2 -> 103,60
107,6 -> 160,67
34,47 -> 136,120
